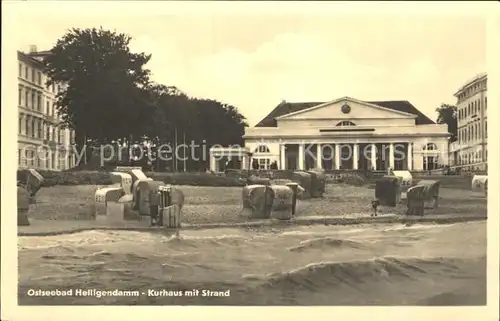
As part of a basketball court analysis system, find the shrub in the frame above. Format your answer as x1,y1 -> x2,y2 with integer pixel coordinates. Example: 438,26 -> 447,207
147,172 -> 246,187
19,169 -> 250,187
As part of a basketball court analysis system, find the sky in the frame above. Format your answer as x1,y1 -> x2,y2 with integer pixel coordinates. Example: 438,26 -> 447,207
10,2 -> 487,127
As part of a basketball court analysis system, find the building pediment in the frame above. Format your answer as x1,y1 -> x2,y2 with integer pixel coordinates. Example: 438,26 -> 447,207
276,97 -> 417,121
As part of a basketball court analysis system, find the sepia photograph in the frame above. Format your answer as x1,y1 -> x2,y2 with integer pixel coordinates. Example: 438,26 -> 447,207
1,0 -> 499,318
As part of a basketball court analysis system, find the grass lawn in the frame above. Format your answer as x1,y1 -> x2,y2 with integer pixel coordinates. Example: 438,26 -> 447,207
28,184 -> 487,225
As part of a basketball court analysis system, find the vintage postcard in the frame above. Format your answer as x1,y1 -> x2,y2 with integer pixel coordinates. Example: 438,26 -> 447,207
1,1 -> 499,321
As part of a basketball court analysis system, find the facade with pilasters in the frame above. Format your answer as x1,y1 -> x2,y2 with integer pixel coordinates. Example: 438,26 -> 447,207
17,47 -> 76,171
243,97 -> 450,171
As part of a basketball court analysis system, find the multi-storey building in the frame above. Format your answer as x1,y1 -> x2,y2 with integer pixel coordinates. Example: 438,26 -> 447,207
17,46 -> 76,171
453,72 -> 487,171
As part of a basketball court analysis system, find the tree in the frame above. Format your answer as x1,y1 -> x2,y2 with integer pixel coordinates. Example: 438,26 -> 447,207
43,27 -> 155,163
436,103 -> 457,142
44,26 -> 249,171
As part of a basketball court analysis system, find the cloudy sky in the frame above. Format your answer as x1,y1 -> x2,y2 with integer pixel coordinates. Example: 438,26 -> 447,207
10,2 -> 488,126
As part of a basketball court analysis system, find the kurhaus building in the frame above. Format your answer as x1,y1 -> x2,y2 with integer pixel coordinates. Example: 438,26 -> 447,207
242,97 -> 450,171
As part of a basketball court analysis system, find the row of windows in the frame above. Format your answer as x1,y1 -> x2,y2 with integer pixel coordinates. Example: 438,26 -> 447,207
18,115 -> 66,143
18,62 -> 60,93
456,151 -> 488,165
458,120 -> 487,143
18,149 -> 75,170
253,142 -> 439,154
18,85 -> 59,117
456,80 -> 486,102
458,97 -> 487,121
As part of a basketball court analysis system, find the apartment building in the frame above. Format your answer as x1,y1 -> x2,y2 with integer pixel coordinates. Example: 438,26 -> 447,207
453,72 -> 487,170
17,46 -> 76,171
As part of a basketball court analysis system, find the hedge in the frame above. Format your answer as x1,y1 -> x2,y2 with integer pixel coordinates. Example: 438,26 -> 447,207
18,168 -> 372,188
18,170 -> 246,187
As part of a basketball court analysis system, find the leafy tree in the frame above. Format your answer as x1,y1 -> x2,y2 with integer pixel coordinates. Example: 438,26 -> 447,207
43,27 -> 154,162
436,103 -> 457,142
44,27 -> 249,171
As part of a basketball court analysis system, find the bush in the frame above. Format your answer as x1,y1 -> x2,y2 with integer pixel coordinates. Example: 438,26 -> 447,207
18,170 -> 114,187
147,172 -> 246,187
19,169 -> 246,187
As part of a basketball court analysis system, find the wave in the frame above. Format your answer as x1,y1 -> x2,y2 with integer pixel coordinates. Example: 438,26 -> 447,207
288,237 -> 366,252
258,256 -> 470,292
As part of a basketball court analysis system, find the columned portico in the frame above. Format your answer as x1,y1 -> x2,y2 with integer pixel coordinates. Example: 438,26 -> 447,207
276,141 -> 415,171
243,97 -> 450,171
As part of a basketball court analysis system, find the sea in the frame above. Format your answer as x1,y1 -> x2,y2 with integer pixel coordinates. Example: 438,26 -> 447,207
18,221 -> 486,305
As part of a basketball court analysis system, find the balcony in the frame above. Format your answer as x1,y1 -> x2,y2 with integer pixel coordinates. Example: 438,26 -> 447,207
43,139 -> 58,148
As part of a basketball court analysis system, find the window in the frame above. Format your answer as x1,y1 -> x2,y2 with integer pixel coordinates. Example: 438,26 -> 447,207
46,101 -> 50,115
58,129 -> 62,144
25,66 -> 29,79
52,128 -> 56,142
31,69 -> 35,83
336,121 -> 356,126
51,84 -> 55,93
37,92 -> 42,111
25,117 -> 30,136
31,119 -> 35,138
18,86 -> 22,106
423,156 -> 438,170
38,119 -> 43,138
31,92 -> 35,109
485,121 -> 487,138
37,72 -> 42,85
52,103 -> 55,116
18,115 -> 22,134
257,158 -> 271,170
46,126 -> 50,140
254,144 -> 270,153
19,63 -> 22,77
485,97 -> 487,110
423,143 -> 438,151
52,152 -> 56,170
25,89 -> 29,107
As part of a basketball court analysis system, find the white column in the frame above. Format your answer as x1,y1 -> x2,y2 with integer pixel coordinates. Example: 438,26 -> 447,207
389,143 -> 395,169
407,143 -> 413,170
280,144 -> 286,170
209,154 -> 216,172
353,144 -> 359,170
371,143 -> 377,170
298,143 -> 305,170
334,144 -> 340,170
241,155 -> 247,170
316,144 -> 322,169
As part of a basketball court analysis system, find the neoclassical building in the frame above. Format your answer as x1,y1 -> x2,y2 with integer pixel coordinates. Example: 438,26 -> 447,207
453,73 -> 487,170
240,97 -> 450,172
17,47 -> 76,171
